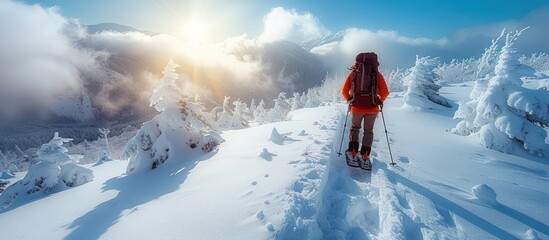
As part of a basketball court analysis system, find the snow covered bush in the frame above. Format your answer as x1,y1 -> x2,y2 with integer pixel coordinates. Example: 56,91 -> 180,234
520,52 -> 549,72
123,60 -> 222,174
452,28 -> 549,157
0,132 -> 93,210
403,56 -> 451,109
435,58 -> 477,83
385,68 -> 409,92
216,96 -> 249,130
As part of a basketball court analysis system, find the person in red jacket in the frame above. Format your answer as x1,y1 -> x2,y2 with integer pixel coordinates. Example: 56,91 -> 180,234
341,52 -> 389,165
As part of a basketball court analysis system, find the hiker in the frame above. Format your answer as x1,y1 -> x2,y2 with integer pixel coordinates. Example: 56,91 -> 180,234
341,52 -> 389,169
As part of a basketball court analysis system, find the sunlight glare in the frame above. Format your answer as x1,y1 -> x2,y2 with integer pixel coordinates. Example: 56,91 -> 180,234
184,20 -> 205,42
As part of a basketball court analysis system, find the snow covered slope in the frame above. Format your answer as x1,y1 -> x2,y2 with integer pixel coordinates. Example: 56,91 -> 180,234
0,84 -> 548,240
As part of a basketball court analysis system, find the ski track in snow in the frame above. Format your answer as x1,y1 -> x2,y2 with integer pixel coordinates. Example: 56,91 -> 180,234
315,105 -> 463,240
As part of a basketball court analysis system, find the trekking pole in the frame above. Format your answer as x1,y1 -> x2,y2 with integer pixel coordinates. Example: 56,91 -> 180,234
380,104 -> 396,166
337,104 -> 352,157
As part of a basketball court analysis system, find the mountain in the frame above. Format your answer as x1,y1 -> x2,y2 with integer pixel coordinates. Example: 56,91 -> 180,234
1,83 -> 547,239
300,30 -> 346,50
86,23 -> 157,36
1,22 -> 331,151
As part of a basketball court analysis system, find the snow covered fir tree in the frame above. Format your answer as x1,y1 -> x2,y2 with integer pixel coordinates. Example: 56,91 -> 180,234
123,60 -> 223,174
453,28 -> 549,156
0,133 -> 93,210
403,56 -> 452,109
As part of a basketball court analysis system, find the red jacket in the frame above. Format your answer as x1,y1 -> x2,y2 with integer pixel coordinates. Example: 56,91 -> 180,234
341,71 -> 389,114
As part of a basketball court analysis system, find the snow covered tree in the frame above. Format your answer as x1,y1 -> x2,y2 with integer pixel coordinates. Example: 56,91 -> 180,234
249,98 -> 258,117
150,59 -> 183,112
290,92 -> 302,111
0,132 -> 93,210
385,68 -> 409,92
266,92 -> 290,122
403,56 -> 451,109
123,60 -> 222,174
477,29 -> 506,78
304,88 -> 320,108
452,32 -> 510,135
231,98 -> 250,129
0,150 -> 18,176
0,151 -> 16,180
299,92 -> 309,108
453,28 -> 549,157
98,128 -> 111,159
519,52 -> 549,73
253,99 -> 267,124
435,58 -> 477,83
216,96 -> 233,130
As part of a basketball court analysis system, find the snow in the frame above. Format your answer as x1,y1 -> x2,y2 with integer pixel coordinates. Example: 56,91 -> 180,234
1,82 -> 548,239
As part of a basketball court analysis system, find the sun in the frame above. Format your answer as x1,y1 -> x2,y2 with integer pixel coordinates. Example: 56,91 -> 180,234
184,20 -> 205,42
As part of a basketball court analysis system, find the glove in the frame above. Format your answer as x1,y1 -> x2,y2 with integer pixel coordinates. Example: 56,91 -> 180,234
347,95 -> 354,105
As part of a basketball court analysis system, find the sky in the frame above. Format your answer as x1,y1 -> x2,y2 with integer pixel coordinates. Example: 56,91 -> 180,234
2,0 -> 549,120
23,0 -> 549,41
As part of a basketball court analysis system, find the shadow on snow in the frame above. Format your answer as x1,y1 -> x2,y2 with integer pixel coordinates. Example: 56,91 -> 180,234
63,150 -> 217,240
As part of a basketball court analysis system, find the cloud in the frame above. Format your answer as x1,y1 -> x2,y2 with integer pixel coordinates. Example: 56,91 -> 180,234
312,28 -> 449,71
258,7 -> 330,44
445,6 -> 549,60
0,0 -> 98,119
310,6 -> 549,72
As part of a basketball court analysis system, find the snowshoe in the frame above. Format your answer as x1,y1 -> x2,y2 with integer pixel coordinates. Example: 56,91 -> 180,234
345,150 -> 360,167
359,156 -> 372,171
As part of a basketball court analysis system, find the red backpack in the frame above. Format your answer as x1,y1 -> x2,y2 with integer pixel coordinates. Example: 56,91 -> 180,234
350,52 -> 381,108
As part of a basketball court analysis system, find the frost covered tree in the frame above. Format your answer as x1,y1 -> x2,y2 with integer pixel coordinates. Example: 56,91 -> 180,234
216,96 -> 233,130
403,56 -> 451,109
477,29 -> 506,78
453,28 -> 549,157
304,88 -> 320,108
0,150 -> 18,176
249,99 -> 258,117
435,58 -> 477,83
0,132 -> 93,210
520,52 -> 549,72
150,59 -> 184,112
453,32 -> 509,131
231,98 -> 250,129
385,68 -> 409,92
95,128 -> 114,165
290,92 -> 302,111
0,151 -> 16,180
123,60 -> 222,174
267,92 -> 290,122
299,92 -> 309,108
253,99 -> 267,124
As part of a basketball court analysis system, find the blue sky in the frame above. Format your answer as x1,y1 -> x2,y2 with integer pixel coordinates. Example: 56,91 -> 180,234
24,0 -> 549,40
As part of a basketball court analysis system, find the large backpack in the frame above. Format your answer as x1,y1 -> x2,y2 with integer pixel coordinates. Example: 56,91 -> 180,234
350,52 -> 381,108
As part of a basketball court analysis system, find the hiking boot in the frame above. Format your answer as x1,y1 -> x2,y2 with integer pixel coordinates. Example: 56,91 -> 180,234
360,146 -> 371,156
345,150 -> 360,167
359,157 -> 372,170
